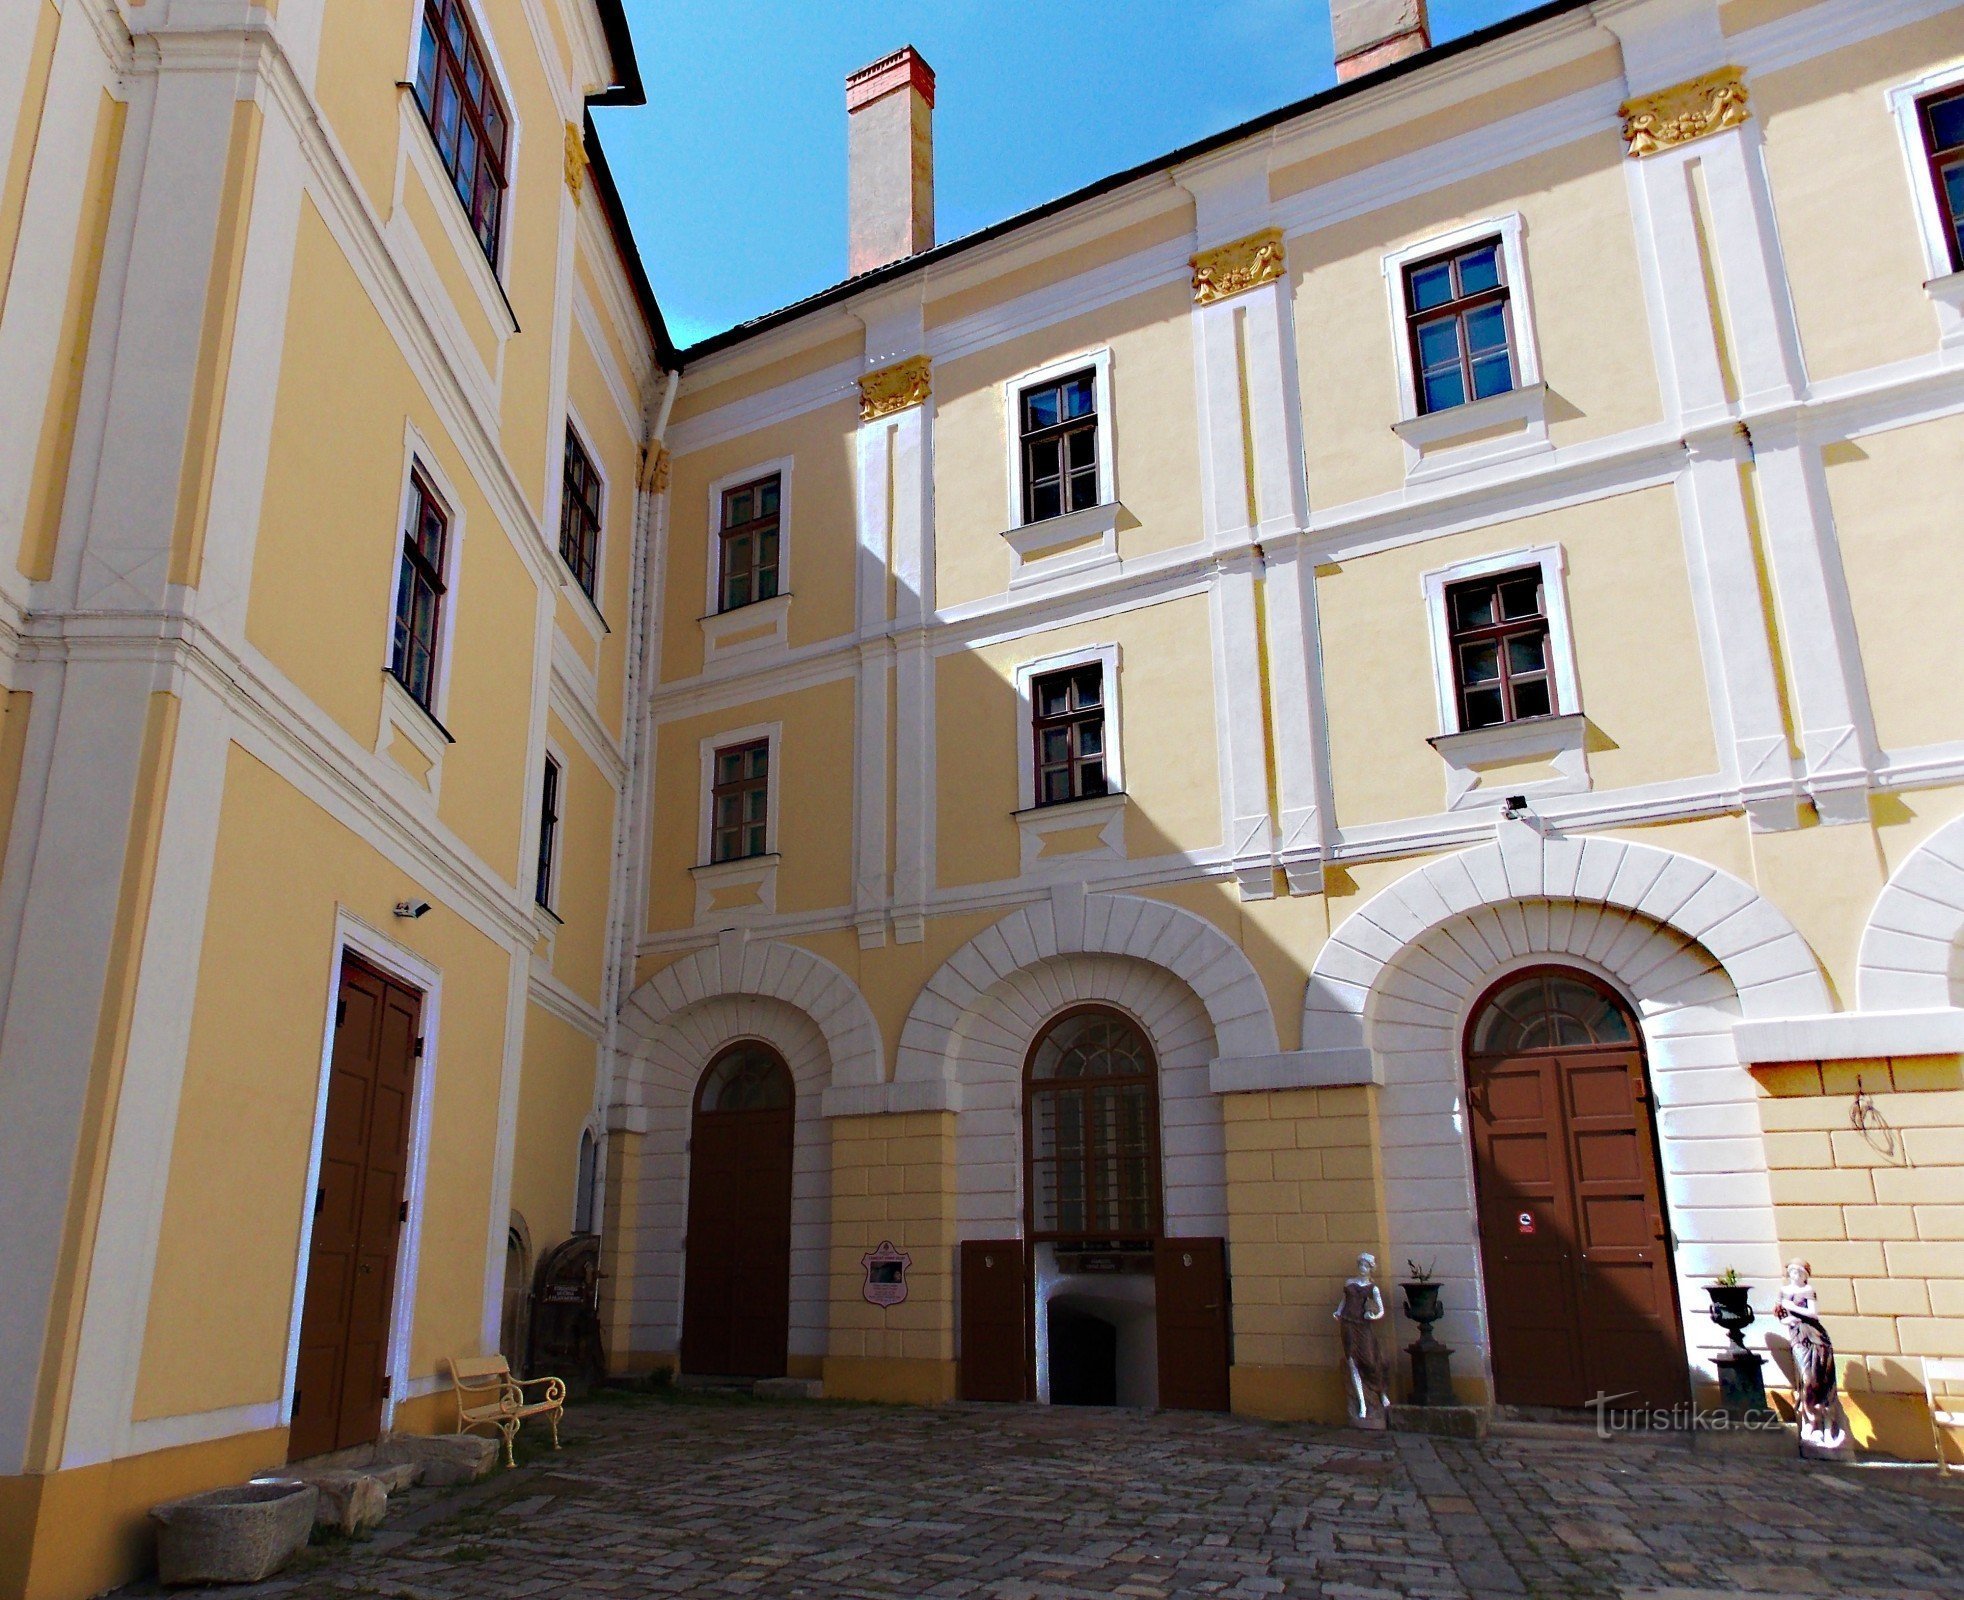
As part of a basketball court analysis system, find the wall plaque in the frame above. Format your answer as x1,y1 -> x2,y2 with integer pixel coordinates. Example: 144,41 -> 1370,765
861,1239 -> 911,1307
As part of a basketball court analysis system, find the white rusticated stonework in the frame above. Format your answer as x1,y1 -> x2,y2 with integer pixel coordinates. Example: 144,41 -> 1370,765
617,934 -> 884,1094
1299,817 -> 1833,1395
613,993 -> 834,1364
945,953 -> 1226,1241
880,885 -> 1281,1116
1858,811 -> 1964,1012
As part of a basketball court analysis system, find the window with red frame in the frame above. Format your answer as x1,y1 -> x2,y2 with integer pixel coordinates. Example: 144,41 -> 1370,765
1445,568 -> 1555,731
1918,86 -> 1964,273
412,0 -> 510,266
391,467 -> 449,712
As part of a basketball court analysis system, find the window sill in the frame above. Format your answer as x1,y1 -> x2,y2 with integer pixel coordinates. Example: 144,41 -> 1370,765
1003,502 -> 1122,590
1428,711 -> 1588,811
690,853 -> 779,927
1926,268 -> 1964,349
531,900 -> 562,960
396,88 -> 520,339
1014,791 -> 1127,877
1393,382 -> 1551,483
699,592 -> 791,661
377,669 -> 453,801
557,561 -> 610,639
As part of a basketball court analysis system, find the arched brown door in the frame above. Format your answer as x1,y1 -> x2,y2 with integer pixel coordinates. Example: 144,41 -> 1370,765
681,1042 -> 794,1378
1465,968 -> 1687,1410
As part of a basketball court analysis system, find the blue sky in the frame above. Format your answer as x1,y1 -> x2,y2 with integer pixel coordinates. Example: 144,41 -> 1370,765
593,2 -> 1547,349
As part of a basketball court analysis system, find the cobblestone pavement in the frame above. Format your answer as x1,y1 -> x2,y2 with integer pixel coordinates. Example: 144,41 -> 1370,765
130,1393 -> 1964,1600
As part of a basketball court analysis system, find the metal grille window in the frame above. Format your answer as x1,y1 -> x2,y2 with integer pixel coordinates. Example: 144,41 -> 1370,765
1025,1009 -> 1160,1243
1446,568 -> 1554,730
710,740 -> 769,863
1031,663 -> 1107,806
534,756 -> 560,909
1920,86 -> 1964,273
716,474 -> 780,612
390,468 -> 449,711
412,0 -> 510,266
560,429 -> 603,602
1019,368 -> 1099,524
1405,239 -> 1516,414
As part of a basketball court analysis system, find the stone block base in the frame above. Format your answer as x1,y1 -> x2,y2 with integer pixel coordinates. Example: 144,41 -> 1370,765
1388,1403 -> 1490,1440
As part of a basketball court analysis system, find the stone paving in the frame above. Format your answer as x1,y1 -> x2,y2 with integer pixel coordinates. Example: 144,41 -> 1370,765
126,1392 -> 1964,1600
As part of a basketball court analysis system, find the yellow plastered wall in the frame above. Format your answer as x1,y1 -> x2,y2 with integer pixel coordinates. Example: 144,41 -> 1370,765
1221,1086 -> 1394,1424
1292,131 -> 1658,511
1755,1056 -> 1964,1463
1757,13 -> 1959,384
135,744 -> 514,1420
935,593 -> 1222,889
1319,488 -> 1716,829
824,1111 -> 958,1403
644,679 -> 856,932
661,399 -> 861,680
252,200 -> 536,885
508,1003 -> 599,1261
1825,412 -> 1964,756
933,280 -> 1203,610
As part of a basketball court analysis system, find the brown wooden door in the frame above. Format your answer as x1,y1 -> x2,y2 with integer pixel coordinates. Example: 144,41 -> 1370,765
1466,969 -> 1685,1411
1155,1237 -> 1231,1411
681,1044 -> 794,1378
959,1239 -> 1030,1401
290,959 -> 420,1461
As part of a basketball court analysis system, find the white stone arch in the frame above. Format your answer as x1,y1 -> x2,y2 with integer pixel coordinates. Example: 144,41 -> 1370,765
1858,811 -> 1964,1010
1304,821 -> 1832,1399
893,885 -> 1279,1107
948,953 -> 1227,1241
616,936 -> 873,1368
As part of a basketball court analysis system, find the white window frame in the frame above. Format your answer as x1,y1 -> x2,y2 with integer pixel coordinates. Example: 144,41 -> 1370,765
695,721 -> 782,867
399,0 -> 524,283
557,404 -> 609,626
1421,545 -> 1589,812
1886,62 -> 1964,346
1002,347 -> 1118,533
1421,544 -> 1580,738
1013,643 -> 1124,813
1382,215 -> 1550,480
378,426 -> 466,801
534,742 -> 566,920
700,457 -> 794,659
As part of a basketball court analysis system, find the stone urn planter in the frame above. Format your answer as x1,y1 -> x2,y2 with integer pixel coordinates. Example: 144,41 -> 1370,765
150,1480 -> 318,1586
1400,1276 -> 1453,1406
1704,1279 -> 1767,1412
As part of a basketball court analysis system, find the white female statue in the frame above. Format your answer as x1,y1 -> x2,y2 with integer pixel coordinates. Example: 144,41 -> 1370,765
1334,1252 -> 1391,1429
1776,1259 -> 1852,1458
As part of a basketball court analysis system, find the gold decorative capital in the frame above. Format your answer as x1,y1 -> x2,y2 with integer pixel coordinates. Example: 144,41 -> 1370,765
858,355 -> 931,422
1620,67 -> 1750,159
640,444 -> 671,494
1191,229 -> 1286,306
564,121 -> 587,198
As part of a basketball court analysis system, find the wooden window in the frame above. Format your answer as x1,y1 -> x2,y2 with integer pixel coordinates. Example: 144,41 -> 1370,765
1446,567 -> 1555,730
390,467 -> 449,712
1031,662 -> 1107,806
710,739 -> 769,863
1025,1008 -> 1161,1244
560,428 -> 603,602
716,474 -> 780,613
534,756 -> 560,909
1919,86 -> 1964,273
1019,368 -> 1099,524
412,0 -> 510,266
1405,239 -> 1516,414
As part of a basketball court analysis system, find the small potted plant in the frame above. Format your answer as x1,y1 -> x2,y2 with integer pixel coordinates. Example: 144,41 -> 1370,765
1401,1259 -> 1442,1327
1706,1265 -> 1753,1325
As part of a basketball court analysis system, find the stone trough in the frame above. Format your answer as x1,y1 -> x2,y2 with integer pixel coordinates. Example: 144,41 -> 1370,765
150,1480 -> 318,1586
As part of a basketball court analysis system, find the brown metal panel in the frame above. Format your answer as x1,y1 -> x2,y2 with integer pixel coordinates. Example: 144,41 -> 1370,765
291,961 -> 419,1461
958,1239 -> 1029,1402
1154,1237 -> 1231,1411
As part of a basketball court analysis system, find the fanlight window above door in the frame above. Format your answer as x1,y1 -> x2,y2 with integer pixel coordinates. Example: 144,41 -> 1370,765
698,1042 -> 792,1112
1026,1008 -> 1160,1243
1469,971 -> 1634,1055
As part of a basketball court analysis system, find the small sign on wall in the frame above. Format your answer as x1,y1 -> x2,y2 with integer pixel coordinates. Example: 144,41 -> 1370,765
861,1239 -> 911,1307
1517,1211 -> 1536,1235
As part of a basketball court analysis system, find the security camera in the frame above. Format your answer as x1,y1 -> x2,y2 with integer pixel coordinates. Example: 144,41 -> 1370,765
1501,795 -> 1531,819
394,900 -> 433,919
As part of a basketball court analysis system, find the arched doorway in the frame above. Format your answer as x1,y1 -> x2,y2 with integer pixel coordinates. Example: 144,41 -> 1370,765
1464,967 -> 1686,1410
680,1042 -> 794,1378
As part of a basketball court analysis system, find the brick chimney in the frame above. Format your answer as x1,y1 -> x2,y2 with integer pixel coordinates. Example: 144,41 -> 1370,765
1330,0 -> 1431,81
846,46 -> 935,277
